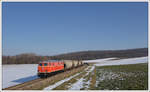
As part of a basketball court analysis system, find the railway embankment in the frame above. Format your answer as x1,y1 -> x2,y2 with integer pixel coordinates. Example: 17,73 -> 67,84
3,65 -> 87,90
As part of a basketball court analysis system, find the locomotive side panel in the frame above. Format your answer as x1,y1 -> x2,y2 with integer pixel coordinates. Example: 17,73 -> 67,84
38,61 -> 64,78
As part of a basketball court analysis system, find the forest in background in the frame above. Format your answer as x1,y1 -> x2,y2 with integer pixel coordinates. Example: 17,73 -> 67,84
2,48 -> 148,64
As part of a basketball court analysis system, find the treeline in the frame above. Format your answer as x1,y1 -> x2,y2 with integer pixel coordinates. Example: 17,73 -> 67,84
2,53 -> 50,64
2,48 -> 148,64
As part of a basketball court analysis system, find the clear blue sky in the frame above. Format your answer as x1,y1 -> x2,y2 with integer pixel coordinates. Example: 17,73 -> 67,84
2,2 -> 148,56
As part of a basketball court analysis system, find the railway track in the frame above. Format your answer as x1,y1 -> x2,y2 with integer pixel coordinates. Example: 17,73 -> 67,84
3,65 -> 86,90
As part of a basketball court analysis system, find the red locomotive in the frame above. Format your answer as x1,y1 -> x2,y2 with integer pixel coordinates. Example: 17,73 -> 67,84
38,60 -> 83,78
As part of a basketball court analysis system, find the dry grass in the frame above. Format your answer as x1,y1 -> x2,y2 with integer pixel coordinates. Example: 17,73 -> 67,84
53,67 -> 88,90
89,67 -> 96,90
54,65 -> 96,90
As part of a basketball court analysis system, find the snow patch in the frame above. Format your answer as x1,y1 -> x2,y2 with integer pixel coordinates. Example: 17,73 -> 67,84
84,77 -> 92,89
2,64 -> 38,88
44,72 -> 81,90
95,57 -> 148,66
83,58 -> 116,63
69,65 -> 95,90
69,78 -> 84,90
85,65 -> 95,76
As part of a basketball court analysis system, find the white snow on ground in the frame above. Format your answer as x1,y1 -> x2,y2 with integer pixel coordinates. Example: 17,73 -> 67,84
95,57 -> 148,66
3,57 -> 147,89
83,58 -> 116,63
2,64 -> 38,88
69,78 -> 84,90
69,66 -> 95,90
44,72 -> 81,90
85,66 -> 95,76
95,70 -> 121,87
84,66 -> 95,89
68,57 -> 148,90
84,77 -> 91,89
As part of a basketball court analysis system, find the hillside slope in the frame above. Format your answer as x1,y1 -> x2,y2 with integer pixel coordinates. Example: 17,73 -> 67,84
2,48 -> 148,64
50,48 -> 148,60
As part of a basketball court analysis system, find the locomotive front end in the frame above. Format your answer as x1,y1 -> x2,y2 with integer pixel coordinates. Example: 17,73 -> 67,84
38,62 -> 49,78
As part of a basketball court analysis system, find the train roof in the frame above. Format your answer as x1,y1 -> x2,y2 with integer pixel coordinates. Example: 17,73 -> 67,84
39,60 -> 63,63
39,60 -> 82,63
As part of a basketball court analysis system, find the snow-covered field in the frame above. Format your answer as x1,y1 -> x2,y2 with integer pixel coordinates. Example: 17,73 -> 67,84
2,57 -> 148,90
2,64 -> 38,89
83,57 -> 148,66
83,58 -> 116,63
95,57 -> 148,66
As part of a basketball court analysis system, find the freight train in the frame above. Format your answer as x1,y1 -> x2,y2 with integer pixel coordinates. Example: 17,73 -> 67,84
37,60 -> 84,78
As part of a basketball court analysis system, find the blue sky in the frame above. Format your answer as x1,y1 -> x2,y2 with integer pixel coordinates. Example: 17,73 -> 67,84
2,2 -> 148,56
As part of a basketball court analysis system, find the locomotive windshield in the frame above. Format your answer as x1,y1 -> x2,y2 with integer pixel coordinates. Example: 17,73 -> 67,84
39,63 -> 42,66
44,63 -> 48,66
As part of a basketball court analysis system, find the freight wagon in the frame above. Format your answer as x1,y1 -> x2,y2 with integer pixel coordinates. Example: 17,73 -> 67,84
38,60 -> 83,78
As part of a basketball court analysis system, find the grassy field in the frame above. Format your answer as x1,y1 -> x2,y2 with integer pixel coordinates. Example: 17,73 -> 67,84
95,63 -> 148,90
41,63 -> 148,90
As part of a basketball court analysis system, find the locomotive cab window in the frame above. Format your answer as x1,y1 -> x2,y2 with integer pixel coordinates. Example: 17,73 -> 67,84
44,63 -> 48,66
39,63 -> 42,66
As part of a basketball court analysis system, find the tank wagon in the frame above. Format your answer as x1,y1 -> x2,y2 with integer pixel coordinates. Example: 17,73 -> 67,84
38,60 -> 83,78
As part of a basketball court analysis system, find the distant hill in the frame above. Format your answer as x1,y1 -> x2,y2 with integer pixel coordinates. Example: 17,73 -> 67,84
2,48 -> 148,64
49,48 -> 148,60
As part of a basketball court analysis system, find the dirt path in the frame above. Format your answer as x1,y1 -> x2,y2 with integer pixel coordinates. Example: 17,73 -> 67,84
50,65 -> 96,90
68,66 -> 95,90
